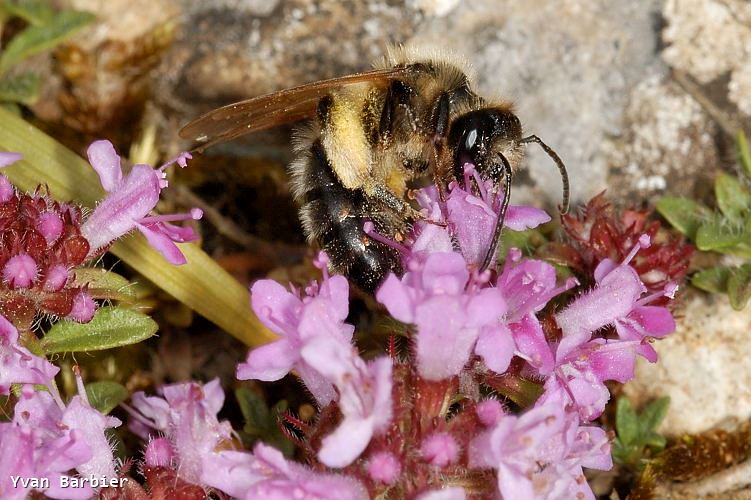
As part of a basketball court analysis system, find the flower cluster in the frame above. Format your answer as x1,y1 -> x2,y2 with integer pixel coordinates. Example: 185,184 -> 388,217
0,364 -> 120,499
211,169 -> 680,498
0,143 -> 201,331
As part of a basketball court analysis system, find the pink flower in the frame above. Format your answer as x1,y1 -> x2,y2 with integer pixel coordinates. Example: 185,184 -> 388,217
555,235 -> 676,362
0,313 -> 59,394
469,402 -> 567,499
0,422 -> 92,499
302,336 -> 393,467
6,372 -> 121,498
127,378 -> 233,484
445,165 -> 550,268
81,140 -> 202,265
238,254 -> 353,406
376,251 -> 512,380
60,372 -> 122,478
201,443 -> 368,500
469,400 -> 611,499
496,250 -> 576,375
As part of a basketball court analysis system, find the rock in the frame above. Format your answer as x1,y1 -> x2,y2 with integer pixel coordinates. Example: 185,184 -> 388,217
604,75 -> 720,201
663,0 -> 751,116
623,290 -> 751,436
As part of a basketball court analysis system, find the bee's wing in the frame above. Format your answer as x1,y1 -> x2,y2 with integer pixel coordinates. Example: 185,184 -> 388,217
179,67 -> 409,149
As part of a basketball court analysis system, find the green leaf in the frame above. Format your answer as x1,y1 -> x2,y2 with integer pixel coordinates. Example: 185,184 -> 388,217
1,0 -> 55,26
739,131 -> 751,180
642,431 -> 667,450
0,72 -> 40,104
236,387 -> 271,434
616,398 -> 639,446
40,306 -> 157,353
727,264 -> 751,310
0,107 -> 274,347
715,173 -> 751,221
692,266 -> 732,293
85,381 -> 128,414
695,219 -> 747,251
638,397 -> 670,435
73,268 -> 137,302
0,10 -> 95,75
235,388 -> 294,456
655,197 -> 710,239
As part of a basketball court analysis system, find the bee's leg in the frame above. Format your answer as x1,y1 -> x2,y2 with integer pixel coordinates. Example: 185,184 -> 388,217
379,80 -> 415,144
367,184 -> 446,227
480,153 -> 513,272
429,92 -> 451,202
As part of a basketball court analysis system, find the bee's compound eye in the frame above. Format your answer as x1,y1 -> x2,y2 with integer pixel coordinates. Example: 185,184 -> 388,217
449,111 -> 493,177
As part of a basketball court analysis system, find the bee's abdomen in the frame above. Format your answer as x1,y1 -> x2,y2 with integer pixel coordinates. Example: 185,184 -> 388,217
294,140 -> 402,293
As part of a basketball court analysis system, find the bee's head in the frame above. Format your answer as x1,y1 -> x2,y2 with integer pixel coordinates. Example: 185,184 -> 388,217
447,107 -> 569,214
447,108 -> 523,184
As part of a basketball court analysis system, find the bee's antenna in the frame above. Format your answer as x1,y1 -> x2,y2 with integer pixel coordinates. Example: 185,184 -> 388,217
480,153 -> 512,273
520,135 -> 569,214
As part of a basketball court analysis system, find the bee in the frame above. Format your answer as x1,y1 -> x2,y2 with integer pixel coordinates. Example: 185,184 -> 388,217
180,46 -> 569,293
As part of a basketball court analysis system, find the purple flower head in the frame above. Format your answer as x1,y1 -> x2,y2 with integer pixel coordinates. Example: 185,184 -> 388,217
0,313 -> 59,394
238,253 -> 353,406
127,378 -> 233,484
445,164 -> 550,268
555,234 -> 677,362
201,443 -> 368,500
81,140 -> 202,265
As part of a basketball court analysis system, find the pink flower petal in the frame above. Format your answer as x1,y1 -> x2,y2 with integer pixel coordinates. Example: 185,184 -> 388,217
475,324 -> 514,374
136,223 -> 187,265
415,297 -> 477,380
375,273 -> 415,323
86,140 -> 122,193
236,339 -> 297,381
504,205 -> 551,230
250,280 -> 302,335
421,252 -> 469,295
627,305 -> 676,338
510,314 -> 554,375
318,415 -> 375,468
0,151 -> 22,168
